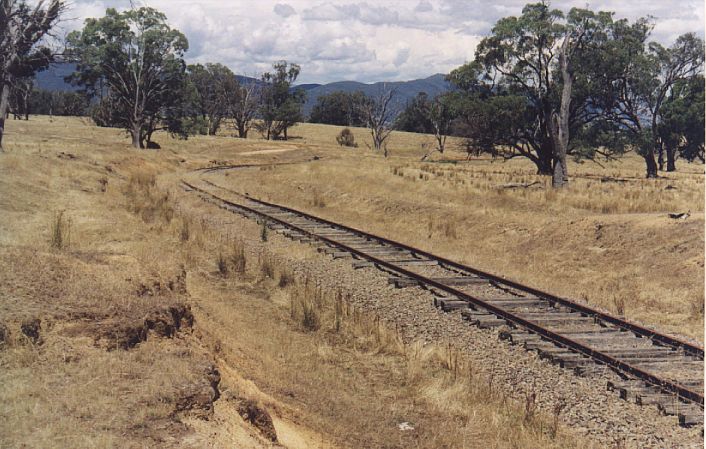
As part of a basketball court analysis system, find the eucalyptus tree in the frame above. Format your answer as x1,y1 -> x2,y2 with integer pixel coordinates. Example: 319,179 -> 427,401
395,92 -> 433,134
595,29 -> 704,177
473,2 -> 617,187
256,61 -> 304,140
395,92 -> 453,159
67,7 -> 189,148
359,85 -> 396,157
186,63 -> 238,135
0,0 -> 63,151
657,75 -> 705,169
9,77 -> 32,119
309,91 -> 366,127
230,80 -> 259,138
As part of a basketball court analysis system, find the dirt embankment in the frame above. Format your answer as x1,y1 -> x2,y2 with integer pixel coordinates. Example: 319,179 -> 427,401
0,128 -> 285,448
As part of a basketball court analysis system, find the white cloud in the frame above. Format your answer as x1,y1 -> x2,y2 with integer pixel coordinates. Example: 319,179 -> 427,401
63,0 -> 705,84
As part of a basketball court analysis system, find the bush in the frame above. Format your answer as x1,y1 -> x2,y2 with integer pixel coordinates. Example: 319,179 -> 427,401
336,128 -> 358,147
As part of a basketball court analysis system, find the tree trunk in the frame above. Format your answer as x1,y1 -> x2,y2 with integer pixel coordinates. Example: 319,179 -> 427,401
0,82 -> 10,153
131,132 -> 141,148
130,122 -> 143,149
237,122 -> 248,138
23,89 -> 29,121
550,36 -> 572,188
657,141 -> 665,171
644,148 -> 658,178
209,117 -> 221,136
666,146 -> 677,172
536,144 -> 554,175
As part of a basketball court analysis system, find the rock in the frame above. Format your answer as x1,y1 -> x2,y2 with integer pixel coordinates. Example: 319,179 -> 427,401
0,321 -> 9,347
398,422 -> 415,431
237,399 -> 278,442
20,318 -> 41,344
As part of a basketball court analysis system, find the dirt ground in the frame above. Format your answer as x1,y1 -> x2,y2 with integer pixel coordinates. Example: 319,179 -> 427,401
0,116 -> 702,448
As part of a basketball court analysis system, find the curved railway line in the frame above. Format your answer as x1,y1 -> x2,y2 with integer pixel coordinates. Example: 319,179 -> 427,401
182,178 -> 704,428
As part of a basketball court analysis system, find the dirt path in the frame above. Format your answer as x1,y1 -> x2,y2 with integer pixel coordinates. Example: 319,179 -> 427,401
239,148 -> 298,156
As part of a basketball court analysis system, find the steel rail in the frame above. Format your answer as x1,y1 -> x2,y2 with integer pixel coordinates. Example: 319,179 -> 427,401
201,180 -> 703,361
183,180 -> 704,407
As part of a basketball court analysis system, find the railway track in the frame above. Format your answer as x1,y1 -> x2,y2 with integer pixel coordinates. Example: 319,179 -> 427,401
182,179 -> 704,428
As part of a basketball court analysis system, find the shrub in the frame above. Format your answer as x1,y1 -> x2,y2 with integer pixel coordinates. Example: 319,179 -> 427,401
336,128 -> 357,147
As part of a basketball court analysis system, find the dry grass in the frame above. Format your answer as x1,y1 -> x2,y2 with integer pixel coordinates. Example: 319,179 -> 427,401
0,121 -> 231,447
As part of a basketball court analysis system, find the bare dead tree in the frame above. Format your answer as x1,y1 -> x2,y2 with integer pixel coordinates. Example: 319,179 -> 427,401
422,95 -> 452,161
230,80 -> 258,138
550,13 -> 594,188
0,0 -> 63,151
360,85 -> 395,157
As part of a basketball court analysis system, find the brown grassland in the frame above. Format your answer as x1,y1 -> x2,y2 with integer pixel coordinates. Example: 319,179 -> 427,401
0,115 -> 702,448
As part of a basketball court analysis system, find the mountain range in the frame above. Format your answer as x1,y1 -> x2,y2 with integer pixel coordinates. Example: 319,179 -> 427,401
34,63 -> 453,118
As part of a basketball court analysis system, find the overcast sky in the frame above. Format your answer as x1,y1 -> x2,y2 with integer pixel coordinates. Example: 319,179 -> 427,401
64,0 -> 705,84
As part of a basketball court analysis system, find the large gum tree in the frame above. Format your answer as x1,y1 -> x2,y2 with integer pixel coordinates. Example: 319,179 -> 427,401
67,7 -> 188,149
472,3 -> 620,187
595,28 -> 704,178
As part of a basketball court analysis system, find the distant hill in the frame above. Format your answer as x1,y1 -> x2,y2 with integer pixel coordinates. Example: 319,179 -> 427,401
35,63 -> 80,92
296,83 -> 323,92
35,63 -> 265,92
300,74 -> 453,117
34,63 -> 453,119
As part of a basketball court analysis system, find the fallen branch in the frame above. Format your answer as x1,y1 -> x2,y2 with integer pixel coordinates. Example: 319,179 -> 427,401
498,181 -> 542,189
668,211 -> 691,220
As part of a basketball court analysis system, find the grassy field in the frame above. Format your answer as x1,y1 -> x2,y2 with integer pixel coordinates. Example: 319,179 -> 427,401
0,117 -> 620,448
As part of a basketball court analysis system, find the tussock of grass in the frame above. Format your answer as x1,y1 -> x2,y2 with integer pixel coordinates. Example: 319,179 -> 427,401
124,170 -> 175,224
50,210 -> 71,249
259,220 -> 268,242
257,252 -> 275,279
